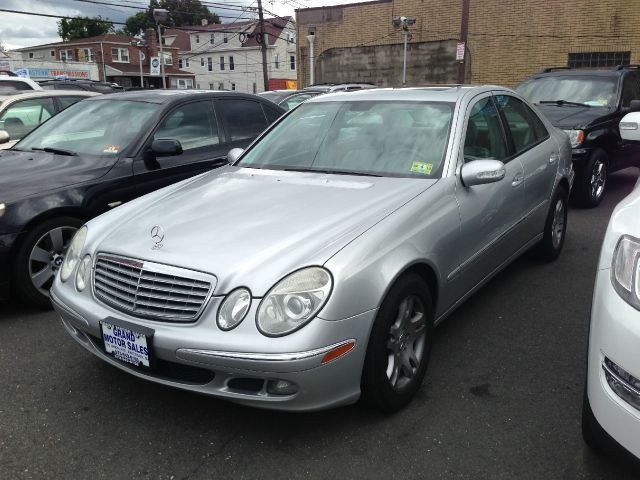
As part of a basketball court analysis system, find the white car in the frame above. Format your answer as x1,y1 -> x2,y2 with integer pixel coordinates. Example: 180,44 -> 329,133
582,111 -> 640,464
0,76 -> 43,94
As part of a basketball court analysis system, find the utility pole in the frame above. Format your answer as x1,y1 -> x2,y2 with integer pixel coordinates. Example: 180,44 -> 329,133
153,8 -> 169,89
257,0 -> 269,91
457,0 -> 470,83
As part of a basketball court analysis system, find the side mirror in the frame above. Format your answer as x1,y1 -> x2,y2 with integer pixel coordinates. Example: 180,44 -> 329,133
620,112 -> 640,142
227,147 -> 244,164
151,139 -> 182,156
460,159 -> 506,187
0,130 -> 10,145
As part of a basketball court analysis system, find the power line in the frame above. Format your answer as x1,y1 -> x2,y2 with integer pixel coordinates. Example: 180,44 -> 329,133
0,8 -> 127,24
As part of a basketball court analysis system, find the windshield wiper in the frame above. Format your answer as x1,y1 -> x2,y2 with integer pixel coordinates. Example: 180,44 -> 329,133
538,100 -> 591,108
32,147 -> 77,156
284,167 -> 382,177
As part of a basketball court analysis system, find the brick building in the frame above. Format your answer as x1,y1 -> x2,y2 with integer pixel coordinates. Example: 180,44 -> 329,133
12,31 -> 195,88
295,0 -> 640,88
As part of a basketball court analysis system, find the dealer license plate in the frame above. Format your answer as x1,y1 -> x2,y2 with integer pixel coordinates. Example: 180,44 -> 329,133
100,321 -> 150,368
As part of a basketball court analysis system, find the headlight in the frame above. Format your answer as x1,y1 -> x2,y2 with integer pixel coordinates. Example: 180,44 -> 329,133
60,226 -> 87,282
217,288 -> 251,331
75,255 -> 92,291
257,267 -> 332,336
563,129 -> 584,148
611,235 -> 640,310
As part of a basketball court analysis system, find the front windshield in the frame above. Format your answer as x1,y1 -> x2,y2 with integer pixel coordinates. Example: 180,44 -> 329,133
237,101 -> 454,178
516,76 -> 618,107
16,99 -> 159,156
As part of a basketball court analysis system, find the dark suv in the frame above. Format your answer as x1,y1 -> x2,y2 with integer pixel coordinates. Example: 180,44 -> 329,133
0,91 -> 283,307
517,65 -> 640,207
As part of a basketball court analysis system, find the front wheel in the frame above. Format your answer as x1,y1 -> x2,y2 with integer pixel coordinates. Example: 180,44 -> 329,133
14,216 -> 83,309
536,185 -> 568,262
573,150 -> 608,208
361,274 -> 434,412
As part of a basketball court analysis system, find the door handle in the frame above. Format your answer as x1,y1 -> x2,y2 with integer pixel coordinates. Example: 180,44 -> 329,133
549,152 -> 560,164
511,173 -> 524,188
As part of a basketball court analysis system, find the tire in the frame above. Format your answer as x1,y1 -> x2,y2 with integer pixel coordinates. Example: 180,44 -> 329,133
582,387 -> 601,450
535,185 -> 568,262
13,216 -> 83,309
361,274 -> 434,413
573,149 -> 608,208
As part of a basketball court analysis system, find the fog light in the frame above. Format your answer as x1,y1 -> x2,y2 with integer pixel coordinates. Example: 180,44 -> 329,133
603,357 -> 640,411
266,379 -> 298,396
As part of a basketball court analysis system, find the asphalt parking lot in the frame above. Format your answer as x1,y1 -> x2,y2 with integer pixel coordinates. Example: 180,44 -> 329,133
1,168 -> 639,480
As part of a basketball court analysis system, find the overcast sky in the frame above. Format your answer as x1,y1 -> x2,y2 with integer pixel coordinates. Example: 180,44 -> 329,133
0,0 -> 357,49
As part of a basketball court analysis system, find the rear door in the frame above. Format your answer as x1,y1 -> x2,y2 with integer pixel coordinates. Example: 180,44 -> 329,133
494,93 -> 558,239
133,99 -> 228,196
216,97 -> 271,152
454,94 -> 527,292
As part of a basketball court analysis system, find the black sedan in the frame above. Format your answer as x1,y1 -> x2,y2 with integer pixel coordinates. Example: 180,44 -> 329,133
0,90 -> 284,307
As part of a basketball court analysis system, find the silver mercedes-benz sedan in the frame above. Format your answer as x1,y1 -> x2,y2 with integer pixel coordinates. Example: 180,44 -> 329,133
51,86 -> 574,412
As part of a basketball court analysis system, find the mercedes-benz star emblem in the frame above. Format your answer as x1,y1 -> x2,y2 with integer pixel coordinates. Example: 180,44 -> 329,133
150,225 -> 165,245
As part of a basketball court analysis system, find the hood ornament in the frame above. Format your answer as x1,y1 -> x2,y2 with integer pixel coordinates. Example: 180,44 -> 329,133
150,225 -> 165,250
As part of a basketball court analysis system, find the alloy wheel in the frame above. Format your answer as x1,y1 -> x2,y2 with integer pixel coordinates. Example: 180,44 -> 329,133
28,226 -> 78,295
386,295 -> 427,390
551,197 -> 565,249
590,158 -> 606,202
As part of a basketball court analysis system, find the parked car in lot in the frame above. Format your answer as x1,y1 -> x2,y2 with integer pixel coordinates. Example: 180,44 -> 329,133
582,111 -> 640,464
516,65 -> 640,208
0,76 -> 43,94
39,79 -> 124,93
304,82 -> 377,93
258,89 -> 322,111
0,90 -> 284,307
51,86 -> 573,412
0,90 -> 99,149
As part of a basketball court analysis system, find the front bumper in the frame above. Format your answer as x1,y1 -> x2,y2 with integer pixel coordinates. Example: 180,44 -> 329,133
51,285 -> 375,412
586,267 -> 640,459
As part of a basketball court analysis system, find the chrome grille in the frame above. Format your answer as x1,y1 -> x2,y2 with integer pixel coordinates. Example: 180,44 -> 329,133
93,254 -> 214,322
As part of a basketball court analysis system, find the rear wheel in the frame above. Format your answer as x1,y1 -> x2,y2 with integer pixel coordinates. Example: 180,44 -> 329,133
14,216 -> 83,309
574,150 -> 608,208
361,274 -> 434,412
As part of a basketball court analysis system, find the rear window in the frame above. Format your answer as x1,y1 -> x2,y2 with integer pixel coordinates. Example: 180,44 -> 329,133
0,80 -> 32,94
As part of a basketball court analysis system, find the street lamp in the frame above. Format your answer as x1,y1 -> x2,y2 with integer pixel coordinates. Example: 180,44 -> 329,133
131,40 -> 147,88
153,8 -> 169,89
306,32 -> 315,86
393,16 -> 416,86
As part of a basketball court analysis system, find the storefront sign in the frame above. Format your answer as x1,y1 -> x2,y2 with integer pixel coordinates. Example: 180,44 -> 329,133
24,68 -> 90,79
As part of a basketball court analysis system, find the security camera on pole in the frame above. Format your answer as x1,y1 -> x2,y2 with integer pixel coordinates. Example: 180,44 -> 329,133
153,8 -> 169,89
131,40 -> 147,88
392,16 -> 416,86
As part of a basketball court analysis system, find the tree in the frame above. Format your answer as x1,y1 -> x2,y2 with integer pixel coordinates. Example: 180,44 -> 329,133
123,0 -> 220,37
57,16 -> 115,41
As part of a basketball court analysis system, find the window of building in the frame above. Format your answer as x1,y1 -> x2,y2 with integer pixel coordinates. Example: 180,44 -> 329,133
286,32 -> 295,43
185,58 -> 189,67
220,56 -> 225,71
50,50 -> 55,57
196,83 -> 201,89
208,57 -> 213,72
290,55 -> 296,70
83,48 -> 95,62
162,52 -> 173,66
223,33 -> 228,43
179,58 -> 183,68
218,82 -> 224,90
209,83 -> 214,89
231,83 -> 236,91
210,33 -> 215,44
568,51 -> 631,69
173,79 -> 194,89
201,57 -> 205,67
229,56 -> 234,71
195,34 -> 200,43
111,48 -> 130,63
274,54 -> 280,69
253,82 -> 257,94
60,49 -> 73,61
29,52 -> 34,59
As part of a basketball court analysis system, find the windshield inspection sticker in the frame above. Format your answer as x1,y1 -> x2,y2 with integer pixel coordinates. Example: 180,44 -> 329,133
411,162 -> 433,174
103,144 -> 120,154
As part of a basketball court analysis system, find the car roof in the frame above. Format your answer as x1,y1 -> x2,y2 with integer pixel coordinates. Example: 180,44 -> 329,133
304,85 -> 502,103
0,90 -> 99,103
82,89 -> 281,105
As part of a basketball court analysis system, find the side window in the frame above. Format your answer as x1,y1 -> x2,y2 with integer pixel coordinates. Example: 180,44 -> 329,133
0,97 -> 56,141
463,97 -> 508,162
58,96 -> 86,110
153,101 -> 220,152
494,95 -> 541,153
218,99 -> 268,142
262,104 -> 282,123
620,73 -> 640,108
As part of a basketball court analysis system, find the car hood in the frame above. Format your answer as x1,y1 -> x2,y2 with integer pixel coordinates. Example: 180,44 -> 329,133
0,149 -> 117,204
94,166 -> 437,295
535,105 -> 613,129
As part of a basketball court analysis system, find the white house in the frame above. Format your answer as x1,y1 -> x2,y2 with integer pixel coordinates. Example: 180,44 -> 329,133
165,16 -> 297,93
